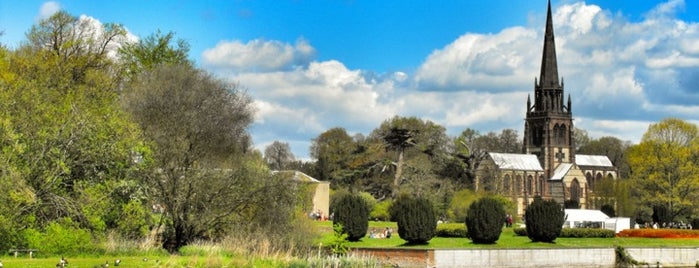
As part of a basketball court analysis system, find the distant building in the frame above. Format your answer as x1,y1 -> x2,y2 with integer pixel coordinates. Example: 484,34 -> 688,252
274,170 -> 330,219
475,1 -> 618,216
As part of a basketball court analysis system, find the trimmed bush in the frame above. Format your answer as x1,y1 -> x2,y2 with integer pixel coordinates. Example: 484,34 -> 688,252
525,197 -> 565,242
332,194 -> 369,241
436,223 -> 468,238
393,197 -> 437,244
465,197 -> 505,244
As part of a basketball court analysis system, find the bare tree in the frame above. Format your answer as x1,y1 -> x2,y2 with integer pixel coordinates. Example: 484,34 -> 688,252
123,64 -> 255,252
264,141 -> 295,170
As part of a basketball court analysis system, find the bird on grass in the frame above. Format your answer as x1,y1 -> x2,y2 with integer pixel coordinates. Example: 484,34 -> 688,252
114,259 -> 121,266
56,257 -> 68,268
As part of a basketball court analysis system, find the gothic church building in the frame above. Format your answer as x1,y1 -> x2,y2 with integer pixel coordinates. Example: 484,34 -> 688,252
475,1 -> 617,215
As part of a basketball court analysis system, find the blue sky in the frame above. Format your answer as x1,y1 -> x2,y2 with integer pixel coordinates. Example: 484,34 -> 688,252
2,0 -> 699,160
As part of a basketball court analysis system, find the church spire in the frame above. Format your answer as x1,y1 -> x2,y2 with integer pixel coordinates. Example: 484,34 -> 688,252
539,0 -> 559,89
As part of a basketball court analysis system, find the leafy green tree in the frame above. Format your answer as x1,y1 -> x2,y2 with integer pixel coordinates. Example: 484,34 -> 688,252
0,11 -> 145,237
25,10 -> 127,87
123,63 -> 258,252
310,127 -> 356,182
627,118 -> 699,222
466,197 -> 506,244
525,197 -> 565,243
118,30 -> 191,80
332,194 -> 369,241
371,116 -> 449,197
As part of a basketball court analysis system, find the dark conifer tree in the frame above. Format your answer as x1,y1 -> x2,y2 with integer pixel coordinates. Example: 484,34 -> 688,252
332,194 -> 369,241
394,197 -> 436,244
525,196 -> 565,243
466,197 -> 506,244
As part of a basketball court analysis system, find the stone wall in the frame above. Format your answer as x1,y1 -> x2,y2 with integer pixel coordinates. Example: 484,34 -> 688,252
353,247 -> 699,267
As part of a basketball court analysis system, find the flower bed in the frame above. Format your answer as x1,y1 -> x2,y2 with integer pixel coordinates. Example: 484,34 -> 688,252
616,229 -> 699,238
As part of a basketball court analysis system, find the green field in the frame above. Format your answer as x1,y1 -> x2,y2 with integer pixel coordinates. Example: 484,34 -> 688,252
5,221 -> 699,267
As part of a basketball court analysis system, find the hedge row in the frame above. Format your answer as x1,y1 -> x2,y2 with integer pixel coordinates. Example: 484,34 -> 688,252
435,223 -> 469,238
513,227 -> 615,238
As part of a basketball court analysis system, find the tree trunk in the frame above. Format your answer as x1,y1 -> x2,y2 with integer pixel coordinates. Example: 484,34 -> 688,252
392,148 -> 404,198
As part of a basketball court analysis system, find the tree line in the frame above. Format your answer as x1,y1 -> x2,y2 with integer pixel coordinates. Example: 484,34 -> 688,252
267,115 -> 699,227
0,11 -> 312,254
2,10 -> 699,257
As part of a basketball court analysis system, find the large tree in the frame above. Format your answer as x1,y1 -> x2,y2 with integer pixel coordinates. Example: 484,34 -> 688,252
123,63 -> 256,251
0,11 -> 148,249
310,127 -> 356,182
264,141 -> 296,170
627,118 -> 699,221
370,116 -> 450,198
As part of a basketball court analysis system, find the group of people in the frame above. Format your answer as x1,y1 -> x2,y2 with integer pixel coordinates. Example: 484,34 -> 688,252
504,214 -> 513,227
309,209 -> 330,221
368,227 -> 393,239
635,221 -> 693,230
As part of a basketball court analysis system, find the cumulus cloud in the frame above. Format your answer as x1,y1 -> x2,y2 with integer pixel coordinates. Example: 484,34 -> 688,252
203,0 -> 699,158
202,38 -> 316,72
37,1 -> 60,21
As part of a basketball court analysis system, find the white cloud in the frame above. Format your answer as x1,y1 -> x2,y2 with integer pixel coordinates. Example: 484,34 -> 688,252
37,1 -> 60,21
203,1 -> 699,158
202,38 -> 316,72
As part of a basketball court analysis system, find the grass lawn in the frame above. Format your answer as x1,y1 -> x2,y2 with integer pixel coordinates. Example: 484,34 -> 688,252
0,254 -> 290,268
315,221 -> 699,249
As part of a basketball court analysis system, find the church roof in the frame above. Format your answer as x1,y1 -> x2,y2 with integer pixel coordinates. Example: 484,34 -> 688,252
551,163 -> 573,181
576,154 -> 613,167
488,153 -> 543,171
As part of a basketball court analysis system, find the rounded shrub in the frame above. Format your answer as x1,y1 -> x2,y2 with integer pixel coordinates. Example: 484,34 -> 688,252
524,197 -> 565,243
466,196 -> 506,244
332,194 -> 369,241
393,197 -> 437,244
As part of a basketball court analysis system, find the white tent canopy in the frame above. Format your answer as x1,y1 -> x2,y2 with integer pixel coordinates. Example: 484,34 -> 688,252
563,209 -> 630,233
564,209 -> 610,228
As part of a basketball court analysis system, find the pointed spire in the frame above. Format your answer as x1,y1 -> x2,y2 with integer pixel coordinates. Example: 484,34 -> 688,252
527,94 -> 531,111
539,0 -> 559,89
567,94 -> 572,113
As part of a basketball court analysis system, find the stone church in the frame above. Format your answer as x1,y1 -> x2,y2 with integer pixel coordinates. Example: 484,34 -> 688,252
475,1 -> 618,216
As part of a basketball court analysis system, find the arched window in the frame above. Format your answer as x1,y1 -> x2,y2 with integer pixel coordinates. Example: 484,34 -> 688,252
559,124 -> 567,145
504,174 -> 511,194
538,175 -> 545,195
596,173 -> 603,190
570,179 -> 581,204
585,172 -> 593,191
515,175 -> 523,194
553,124 -> 561,145
526,175 -> 534,195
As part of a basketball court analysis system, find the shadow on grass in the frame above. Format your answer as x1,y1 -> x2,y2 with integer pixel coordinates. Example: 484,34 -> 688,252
397,241 -> 430,247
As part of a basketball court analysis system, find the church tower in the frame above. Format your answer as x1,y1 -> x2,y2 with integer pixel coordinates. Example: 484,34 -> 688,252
523,0 -> 574,181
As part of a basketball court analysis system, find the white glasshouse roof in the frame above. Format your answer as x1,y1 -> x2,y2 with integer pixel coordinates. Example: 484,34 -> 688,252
489,153 -> 544,171
576,154 -> 613,167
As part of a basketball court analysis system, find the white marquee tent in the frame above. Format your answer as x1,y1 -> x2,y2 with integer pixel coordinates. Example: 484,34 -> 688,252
564,209 -> 630,233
